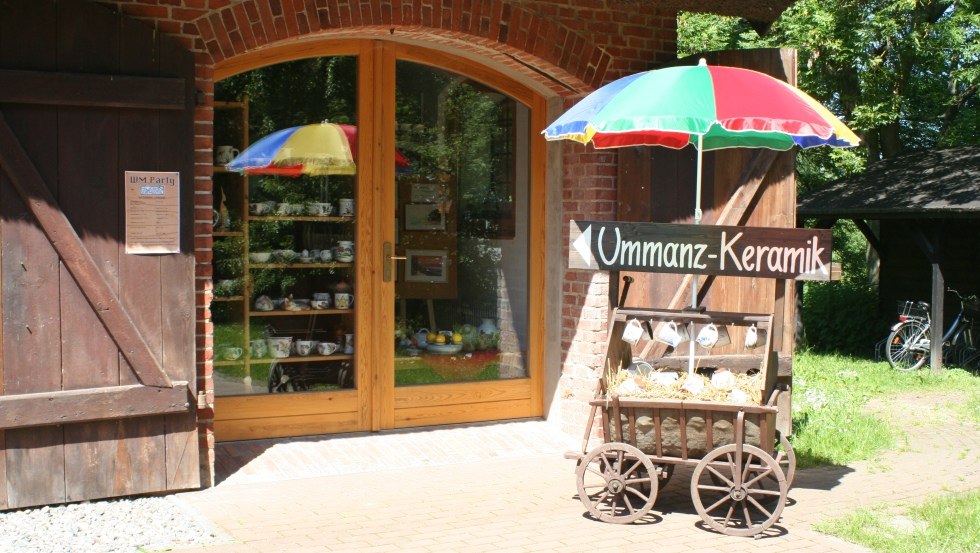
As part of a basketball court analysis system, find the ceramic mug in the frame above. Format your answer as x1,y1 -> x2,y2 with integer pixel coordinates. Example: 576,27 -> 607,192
221,346 -> 243,360
336,241 -> 354,263
250,339 -> 268,359
249,202 -> 271,215
317,342 -> 340,355
294,340 -> 315,356
214,145 -> 239,164
621,318 -> 645,346
309,202 -> 334,216
744,324 -> 766,349
655,321 -> 686,348
696,323 -> 731,349
334,292 -> 353,310
266,336 -> 292,358
319,249 -> 333,262
338,198 -> 354,217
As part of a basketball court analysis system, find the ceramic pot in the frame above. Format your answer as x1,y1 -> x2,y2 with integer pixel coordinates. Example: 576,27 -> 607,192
478,318 -> 497,335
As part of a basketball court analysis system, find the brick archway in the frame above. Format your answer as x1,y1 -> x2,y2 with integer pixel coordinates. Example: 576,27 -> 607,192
201,5 -> 591,94
103,0 -> 678,93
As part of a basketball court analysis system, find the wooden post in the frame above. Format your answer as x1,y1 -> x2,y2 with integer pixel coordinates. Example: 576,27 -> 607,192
911,226 -> 945,373
930,262 -> 944,374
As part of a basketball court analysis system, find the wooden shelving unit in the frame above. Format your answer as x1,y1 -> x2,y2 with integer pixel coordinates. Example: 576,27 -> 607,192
212,96 -> 358,397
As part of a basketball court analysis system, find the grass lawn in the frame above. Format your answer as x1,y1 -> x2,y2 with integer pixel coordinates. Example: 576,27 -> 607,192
791,351 -> 980,468
794,352 -> 979,552
815,489 -> 980,553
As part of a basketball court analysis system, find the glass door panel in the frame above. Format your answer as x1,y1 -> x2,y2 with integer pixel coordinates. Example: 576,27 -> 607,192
392,60 -> 530,387
213,55 -> 360,397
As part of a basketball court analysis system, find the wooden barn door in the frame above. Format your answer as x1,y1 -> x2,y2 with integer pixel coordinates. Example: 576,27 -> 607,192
0,0 -> 198,509
617,48 -> 799,358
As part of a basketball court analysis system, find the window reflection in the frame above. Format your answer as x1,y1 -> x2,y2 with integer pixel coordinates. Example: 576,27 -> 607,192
393,61 -> 529,385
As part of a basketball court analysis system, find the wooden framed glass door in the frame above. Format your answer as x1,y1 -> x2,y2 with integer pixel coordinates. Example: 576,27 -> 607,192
375,44 -> 547,431
213,41 -> 547,440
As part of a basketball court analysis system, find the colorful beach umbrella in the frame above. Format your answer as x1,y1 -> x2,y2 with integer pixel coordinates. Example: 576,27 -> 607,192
227,122 -> 410,176
543,59 -> 860,152
543,57 -> 859,241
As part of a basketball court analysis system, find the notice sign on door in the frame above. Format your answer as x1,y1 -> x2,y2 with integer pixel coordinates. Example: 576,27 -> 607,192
125,171 -> 180,254
569,220 -> 834,281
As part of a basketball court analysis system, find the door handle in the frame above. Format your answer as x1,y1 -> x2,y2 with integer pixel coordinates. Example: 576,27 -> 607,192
384,242 -> 406,282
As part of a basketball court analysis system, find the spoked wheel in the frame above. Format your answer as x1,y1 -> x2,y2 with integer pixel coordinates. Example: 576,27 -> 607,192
886,321 -> 929,371
268,362 -> 296,393
576,442 -> 658,524
691,444 -> 787,537
774,431 -> 796,489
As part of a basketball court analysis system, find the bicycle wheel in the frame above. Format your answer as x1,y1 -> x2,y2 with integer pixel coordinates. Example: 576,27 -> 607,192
949,323 -> 977,369
886,321 -> 929,371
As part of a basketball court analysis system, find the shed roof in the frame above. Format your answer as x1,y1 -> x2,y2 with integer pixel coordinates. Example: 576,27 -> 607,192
797,146 -> 980,219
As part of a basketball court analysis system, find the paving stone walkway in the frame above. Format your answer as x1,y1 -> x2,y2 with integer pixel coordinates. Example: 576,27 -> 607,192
171,391 -> 978,552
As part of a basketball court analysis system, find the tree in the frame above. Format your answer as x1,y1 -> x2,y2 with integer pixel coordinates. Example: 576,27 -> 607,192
680,1 -> 979,183
678,3 -> 979,354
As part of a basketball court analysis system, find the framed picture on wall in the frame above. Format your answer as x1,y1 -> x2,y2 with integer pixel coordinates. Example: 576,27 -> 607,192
404,249 -> 448,283
404,203 -> 446,231
410,181 -> 443,203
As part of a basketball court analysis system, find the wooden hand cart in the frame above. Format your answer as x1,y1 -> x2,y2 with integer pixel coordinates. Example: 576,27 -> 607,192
568,303 -> 795,537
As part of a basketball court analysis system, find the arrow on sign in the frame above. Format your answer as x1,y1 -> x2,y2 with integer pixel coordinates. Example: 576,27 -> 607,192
572,223 -> 593,268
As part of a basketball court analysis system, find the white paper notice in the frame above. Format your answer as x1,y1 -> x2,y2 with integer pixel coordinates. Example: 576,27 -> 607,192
125,171 -> 180,254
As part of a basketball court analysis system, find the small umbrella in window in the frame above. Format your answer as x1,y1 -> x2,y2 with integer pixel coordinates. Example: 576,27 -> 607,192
226,121 -> 410,176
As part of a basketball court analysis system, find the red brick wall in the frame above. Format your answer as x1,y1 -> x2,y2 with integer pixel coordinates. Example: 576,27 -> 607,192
95,0 -> 677,484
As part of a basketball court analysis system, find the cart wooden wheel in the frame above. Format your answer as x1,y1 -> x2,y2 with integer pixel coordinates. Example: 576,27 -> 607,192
576,442 -> 658,524
690,443 -> 787,537
775,431 -> 796,488
267,362 -> 295,393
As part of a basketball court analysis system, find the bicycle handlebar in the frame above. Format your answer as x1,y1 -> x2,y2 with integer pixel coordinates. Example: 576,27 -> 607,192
901,288 -> 978,314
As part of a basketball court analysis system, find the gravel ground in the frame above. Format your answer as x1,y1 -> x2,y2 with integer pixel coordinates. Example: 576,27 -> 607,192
0,495 -> 226,553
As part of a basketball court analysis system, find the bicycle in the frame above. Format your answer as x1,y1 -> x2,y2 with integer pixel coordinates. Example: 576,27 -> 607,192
885,288 -> 979,371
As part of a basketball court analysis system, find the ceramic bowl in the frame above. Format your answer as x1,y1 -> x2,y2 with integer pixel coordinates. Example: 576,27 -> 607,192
249,252 -> 272,263
274,250 -> 298,263
427,343 -> 463,355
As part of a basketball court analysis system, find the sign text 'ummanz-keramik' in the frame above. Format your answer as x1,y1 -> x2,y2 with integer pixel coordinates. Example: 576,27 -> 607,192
569,221 -> 833,281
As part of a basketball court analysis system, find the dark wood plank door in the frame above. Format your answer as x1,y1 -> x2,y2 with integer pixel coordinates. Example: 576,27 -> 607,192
0,0 -> 197,509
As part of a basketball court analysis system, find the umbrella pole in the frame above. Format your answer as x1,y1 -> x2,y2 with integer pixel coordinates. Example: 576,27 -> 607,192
688,135 -> 704,375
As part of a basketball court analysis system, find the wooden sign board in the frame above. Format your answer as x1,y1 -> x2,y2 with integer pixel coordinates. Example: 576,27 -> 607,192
125,171 -> 180,254
569,220 -> 834,281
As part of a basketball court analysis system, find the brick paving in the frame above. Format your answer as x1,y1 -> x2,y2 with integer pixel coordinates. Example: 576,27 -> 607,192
172,391 -> 978,552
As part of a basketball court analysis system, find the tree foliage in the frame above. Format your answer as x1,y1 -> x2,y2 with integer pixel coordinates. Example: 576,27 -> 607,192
679,3 -> 978,354
680,1 -> 979,182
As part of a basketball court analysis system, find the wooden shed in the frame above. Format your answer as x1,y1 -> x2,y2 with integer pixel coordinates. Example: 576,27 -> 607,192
798,146 -> 980,369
